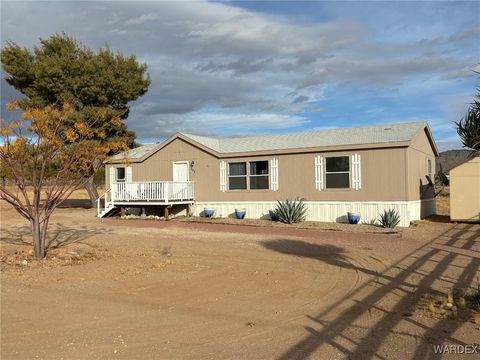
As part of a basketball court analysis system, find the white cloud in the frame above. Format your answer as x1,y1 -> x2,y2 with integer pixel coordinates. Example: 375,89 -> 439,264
1,0 -> 478,142
127,110 -> 308,139
125,13 -> 159,26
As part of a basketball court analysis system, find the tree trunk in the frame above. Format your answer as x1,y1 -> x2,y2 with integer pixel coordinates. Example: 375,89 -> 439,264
32,216 -> 46,259
84,176 -> 99,208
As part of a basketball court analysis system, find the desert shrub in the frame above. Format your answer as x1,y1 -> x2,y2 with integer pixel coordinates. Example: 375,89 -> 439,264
379,208 -> 401,228
275,198 -> 307,224
465,283 -> 480,311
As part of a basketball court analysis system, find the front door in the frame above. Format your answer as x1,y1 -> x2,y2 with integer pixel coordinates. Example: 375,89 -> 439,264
172,161 -> 189,199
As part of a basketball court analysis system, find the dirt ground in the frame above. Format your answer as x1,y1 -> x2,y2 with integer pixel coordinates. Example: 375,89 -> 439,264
1,193 -> 479,359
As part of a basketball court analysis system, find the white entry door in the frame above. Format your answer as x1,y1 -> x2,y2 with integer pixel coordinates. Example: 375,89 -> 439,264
173,161 -> 189,182
172,161 -> 189,200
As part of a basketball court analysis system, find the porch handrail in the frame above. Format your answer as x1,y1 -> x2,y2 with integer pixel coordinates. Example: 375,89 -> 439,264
110,181 -> 194,203
96,188 -> 112,217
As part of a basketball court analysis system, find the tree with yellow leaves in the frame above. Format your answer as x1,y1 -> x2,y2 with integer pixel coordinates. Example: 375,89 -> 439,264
0,102 -> 128,259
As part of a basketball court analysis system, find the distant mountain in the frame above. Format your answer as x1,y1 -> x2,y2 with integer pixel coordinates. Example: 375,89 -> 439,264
436,150 -> 476,173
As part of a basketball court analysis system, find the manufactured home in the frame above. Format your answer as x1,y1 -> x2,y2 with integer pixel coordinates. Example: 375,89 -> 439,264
98,122 -> 438,227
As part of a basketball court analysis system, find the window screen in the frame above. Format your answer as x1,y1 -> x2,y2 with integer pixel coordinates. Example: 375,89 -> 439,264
325,157 -> 350,189
250,161 -> 269,189
116,167 -> 126,182
229,162 -> 247,190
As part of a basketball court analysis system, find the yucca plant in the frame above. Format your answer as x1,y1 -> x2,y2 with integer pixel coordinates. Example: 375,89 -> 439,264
274,198 -> 307,224
379,208 -> 401,228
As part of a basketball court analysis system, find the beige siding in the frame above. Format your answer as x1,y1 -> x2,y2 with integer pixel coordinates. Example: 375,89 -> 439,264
450,157 -> 480,222
108,138 -> 411,202
406,128 -> 436,201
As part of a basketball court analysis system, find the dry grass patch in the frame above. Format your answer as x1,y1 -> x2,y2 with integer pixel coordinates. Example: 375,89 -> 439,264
0,244 -> 108,271
420,285 -> 480,324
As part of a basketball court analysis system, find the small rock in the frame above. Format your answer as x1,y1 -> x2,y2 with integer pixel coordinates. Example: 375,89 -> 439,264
447,292 -> 454,304
443,303 -> 453,310
21,260 -> 28,266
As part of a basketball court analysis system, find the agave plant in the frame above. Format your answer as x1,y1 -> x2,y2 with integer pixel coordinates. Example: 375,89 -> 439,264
379,208 -> 401,228
274,198 -> 307,224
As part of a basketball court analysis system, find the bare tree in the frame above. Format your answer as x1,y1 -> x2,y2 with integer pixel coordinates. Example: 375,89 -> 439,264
0,102 -> 127,259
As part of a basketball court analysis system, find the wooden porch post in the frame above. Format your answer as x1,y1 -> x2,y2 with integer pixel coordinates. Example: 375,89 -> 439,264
120,207 -> 126,217
164,206 -> 169,221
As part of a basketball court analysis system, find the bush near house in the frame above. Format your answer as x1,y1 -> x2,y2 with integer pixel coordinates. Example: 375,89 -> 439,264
274,198 -> 307,224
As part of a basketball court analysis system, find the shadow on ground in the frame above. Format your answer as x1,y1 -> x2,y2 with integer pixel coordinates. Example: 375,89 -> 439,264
424,214 -> 452,223
0,223 -> 110,250
262,223 -> 480,359
57,199 -> 93,209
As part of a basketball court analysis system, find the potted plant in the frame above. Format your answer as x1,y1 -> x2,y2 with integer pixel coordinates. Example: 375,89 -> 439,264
347,212 -> 361,224
204,208 -> 215,218
269,210 -> 279,221
235,208 -> 246,219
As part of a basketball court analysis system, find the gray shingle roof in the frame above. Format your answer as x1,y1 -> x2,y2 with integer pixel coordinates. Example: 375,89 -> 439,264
109,121 -> 428,161
110,143 -> 157,160
182,122 -> 427,154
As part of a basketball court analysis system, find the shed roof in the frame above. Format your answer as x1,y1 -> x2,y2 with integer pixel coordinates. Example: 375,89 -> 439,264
449,154 -> 480,172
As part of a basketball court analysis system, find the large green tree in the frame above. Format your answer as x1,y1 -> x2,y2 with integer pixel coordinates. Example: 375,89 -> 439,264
1,33 -> 151,202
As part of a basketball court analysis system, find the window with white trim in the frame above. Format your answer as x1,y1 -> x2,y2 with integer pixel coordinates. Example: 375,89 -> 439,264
228,161 -> 269,190
228,162 -> 247,190
116,167 -> 126,182
250,161 -> 269,189
427,159 -> 432,180
325,156 -> 350,189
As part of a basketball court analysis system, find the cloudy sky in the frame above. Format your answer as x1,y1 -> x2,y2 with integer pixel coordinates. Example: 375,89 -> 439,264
1,1 -> 479,150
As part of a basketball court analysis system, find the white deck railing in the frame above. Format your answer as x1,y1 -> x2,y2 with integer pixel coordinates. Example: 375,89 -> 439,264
111,181 -> 195,203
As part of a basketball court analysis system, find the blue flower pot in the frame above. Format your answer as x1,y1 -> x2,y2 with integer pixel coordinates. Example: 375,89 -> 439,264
347,212 -> 361,224
235,209 -> 246,219
204,208 -> 215,218
269,210 -> 279,221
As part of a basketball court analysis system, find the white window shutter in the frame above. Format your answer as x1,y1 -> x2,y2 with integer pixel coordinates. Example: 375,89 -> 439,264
109,167 -> 115,185
351,154 -> 361,190
270,158 -> 278,191
315,156 -> 324,190
126,166 -> 133,183
220,161 -> 227,192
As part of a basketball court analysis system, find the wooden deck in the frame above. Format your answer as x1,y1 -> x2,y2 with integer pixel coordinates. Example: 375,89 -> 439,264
97,181 -> 195,217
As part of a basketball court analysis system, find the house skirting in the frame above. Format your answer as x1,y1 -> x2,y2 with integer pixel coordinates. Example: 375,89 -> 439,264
193,199 -> 436,227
